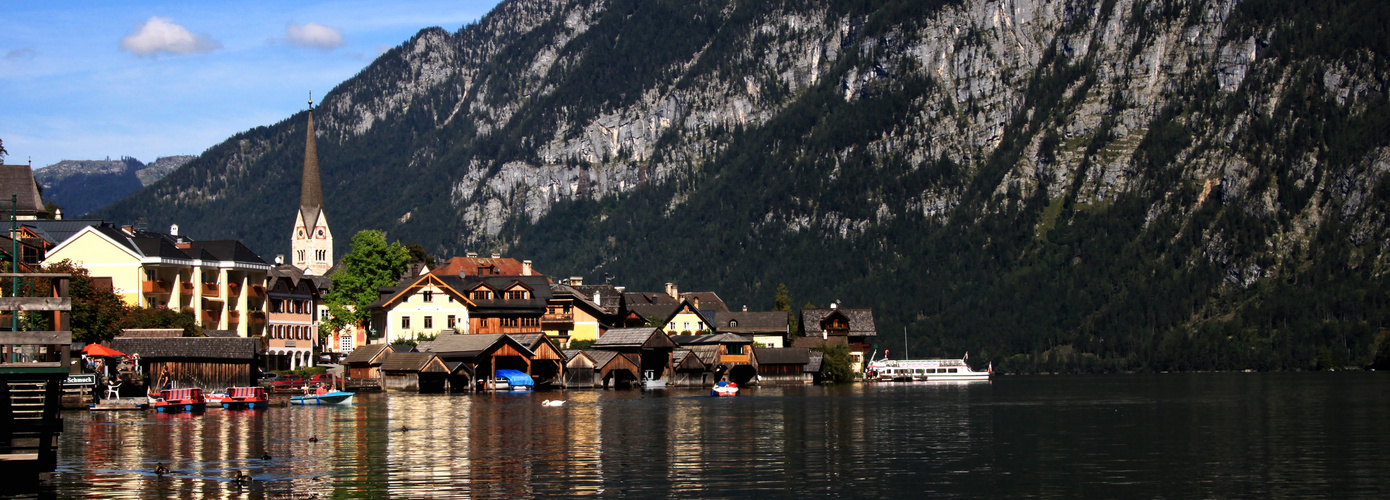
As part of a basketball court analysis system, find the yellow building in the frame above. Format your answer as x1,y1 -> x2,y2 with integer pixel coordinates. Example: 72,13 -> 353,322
544,282 -> 613,347
42,224 -> 270,337
367,273 -> 476,345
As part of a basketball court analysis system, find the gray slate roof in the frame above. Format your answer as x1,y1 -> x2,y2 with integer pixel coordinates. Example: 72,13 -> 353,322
710,311 -> 789,334
380,352 -> 441,372
670,333 -> 753,346
111,337 -> 261,360
800,308 -> 878,337
753,347 -> 811,365
0,165 -> 48,217
805,352 -> 823,373
343,344 -> 390,365
594,327 -> 673,349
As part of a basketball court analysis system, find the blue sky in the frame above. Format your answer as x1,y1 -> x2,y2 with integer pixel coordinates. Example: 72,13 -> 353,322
1,0 -> 503,169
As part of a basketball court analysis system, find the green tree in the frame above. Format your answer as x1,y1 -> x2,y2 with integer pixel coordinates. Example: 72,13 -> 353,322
404,242 -> 436,268
26,260 -> 127,343
120,306 -> 202,337
0,137 -> 7,161
774,283 -> 799,336
815,343 -> 854,384
322,230 -> 410,335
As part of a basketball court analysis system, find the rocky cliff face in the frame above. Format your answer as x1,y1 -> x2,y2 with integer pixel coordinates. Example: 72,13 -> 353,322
97,0 -> 1390,368
37,155 -> 192,216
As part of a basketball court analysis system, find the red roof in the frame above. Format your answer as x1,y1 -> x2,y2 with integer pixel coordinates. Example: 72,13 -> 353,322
432,256 -> 544,277
82,343 -> 127,357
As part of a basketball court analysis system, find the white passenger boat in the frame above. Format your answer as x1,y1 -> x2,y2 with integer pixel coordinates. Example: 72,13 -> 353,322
866,357 -> 991,382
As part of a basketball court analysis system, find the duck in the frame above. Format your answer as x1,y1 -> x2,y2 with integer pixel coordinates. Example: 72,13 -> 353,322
234,471 -> 253,484
309,435 -> 318,443
154,463 -> 169,476
399,425 -> 409,432
261,452 -> 273,460
541,399 -> 566,407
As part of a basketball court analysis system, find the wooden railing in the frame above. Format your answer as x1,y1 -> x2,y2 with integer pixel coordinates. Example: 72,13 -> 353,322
541,313 -> 574,324
0,273 -> 72,488
141,280 -> 171,294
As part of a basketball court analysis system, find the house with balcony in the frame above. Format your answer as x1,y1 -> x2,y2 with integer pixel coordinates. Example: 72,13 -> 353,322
709,308 -> 791,348
461,275 -> 552,336
41,223 -> 270,337
544,281 -> 615,348
265,264 -> 321,370
366,273 -> 477,345
795,306 -> 877,374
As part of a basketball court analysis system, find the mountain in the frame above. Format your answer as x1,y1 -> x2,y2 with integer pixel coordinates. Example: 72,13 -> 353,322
36,155 -> 192,217
95,0 -> 1390,372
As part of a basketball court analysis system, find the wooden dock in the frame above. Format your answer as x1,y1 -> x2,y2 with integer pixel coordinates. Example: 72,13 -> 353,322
0,272 -> 73,490
89,397 -> 148,411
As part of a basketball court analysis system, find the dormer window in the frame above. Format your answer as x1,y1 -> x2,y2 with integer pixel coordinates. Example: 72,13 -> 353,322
472,290 -> 492,301
729,320 -> 738,327
507,290 -> 528,300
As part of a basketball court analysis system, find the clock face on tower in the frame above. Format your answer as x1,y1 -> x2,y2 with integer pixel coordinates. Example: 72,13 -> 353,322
298,229 -> 304,238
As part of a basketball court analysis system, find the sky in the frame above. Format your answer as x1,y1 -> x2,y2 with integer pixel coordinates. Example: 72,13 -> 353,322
0,0 -> 504,169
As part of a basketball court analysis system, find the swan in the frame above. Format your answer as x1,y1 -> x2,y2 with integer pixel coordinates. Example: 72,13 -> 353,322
541,399 -> 565,407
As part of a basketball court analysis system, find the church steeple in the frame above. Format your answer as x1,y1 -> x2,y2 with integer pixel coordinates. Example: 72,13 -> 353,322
301,95 -> 323,211
292,94 -> 333,276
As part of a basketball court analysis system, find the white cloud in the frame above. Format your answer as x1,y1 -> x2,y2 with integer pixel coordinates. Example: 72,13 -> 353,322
119,17 -> 221,57
284,22 -> 344,50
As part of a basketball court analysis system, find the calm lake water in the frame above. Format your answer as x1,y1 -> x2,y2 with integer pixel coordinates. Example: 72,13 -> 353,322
28,372 -> 1390,498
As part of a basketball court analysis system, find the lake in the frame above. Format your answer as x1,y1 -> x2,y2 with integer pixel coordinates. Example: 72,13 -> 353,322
32,372 -> 1390,498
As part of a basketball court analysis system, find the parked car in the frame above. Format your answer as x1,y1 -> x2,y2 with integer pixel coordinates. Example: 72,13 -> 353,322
271,374 -> 304,389
258,371 -> 279,381
309,373 -> 338,384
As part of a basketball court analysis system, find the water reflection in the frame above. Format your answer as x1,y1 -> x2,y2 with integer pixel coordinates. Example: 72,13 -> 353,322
41,373 -> 1390,498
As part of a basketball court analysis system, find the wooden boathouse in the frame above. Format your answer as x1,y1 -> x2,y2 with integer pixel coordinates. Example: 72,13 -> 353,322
380,352 -> 448,392
591,327 -> 676,386
0,272 -> 73,490
112,336 -> 262,390
566,350 -> 641,388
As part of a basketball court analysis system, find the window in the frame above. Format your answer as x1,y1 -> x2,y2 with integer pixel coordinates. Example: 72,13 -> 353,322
683,322 -> 690,331
447,315 -> 456,328
501,318 -> 519,327
728,344 -> 743,355
424,316 -> 434,329
423,291 -> 434,303
697,321 -> 703,331
507,290 -> 528,300
729,320 -> 738,327
472,290 -> 492,300
401,316 -> 411,330
297,250 -> 306,262
669,322 -> 676,330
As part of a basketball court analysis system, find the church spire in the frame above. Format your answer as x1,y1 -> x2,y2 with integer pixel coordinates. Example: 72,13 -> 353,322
301,94 -> 323,210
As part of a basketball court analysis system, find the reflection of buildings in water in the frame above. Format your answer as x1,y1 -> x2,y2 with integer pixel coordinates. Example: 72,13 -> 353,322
560,390 -> 603,495
387,393 -> 473,497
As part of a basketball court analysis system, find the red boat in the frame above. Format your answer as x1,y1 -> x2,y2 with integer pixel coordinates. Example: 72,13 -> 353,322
216,387 -> 268,410
151,388 -> 207,413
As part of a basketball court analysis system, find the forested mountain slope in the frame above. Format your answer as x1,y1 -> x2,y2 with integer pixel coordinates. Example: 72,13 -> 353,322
96,0 -> 1390,371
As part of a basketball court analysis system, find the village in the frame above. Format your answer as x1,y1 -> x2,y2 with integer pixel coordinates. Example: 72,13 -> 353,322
0,102 -> 880,406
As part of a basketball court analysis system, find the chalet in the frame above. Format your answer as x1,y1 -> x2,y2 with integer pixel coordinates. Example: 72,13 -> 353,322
592,327 -> 676,385
366,272 -> 477,344
796,307 -> 877,373
753,347 -> 814,384
379,352 -> 449,392
710,309 -> 790,348
112,336 -> 262,390
461,275 -> 551,335
544,282 -> 615,348
670,333 -> 758,385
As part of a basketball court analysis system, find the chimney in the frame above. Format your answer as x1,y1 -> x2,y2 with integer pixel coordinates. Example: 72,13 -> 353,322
666,283 -> 678,300
830,302 -> 838,309
570,276 -> 584,286
693,297 -> 700,309
594,291 -> 601,304
275,254 -> 284,265
522,260 -> 532,276
466,252 -> 477,258
169,224 -> 179,236
121,225 -> 134,236
491,252 -> 501,259
742,305 -> 748,312
615,286 -> 625,293
54,208 -> 62,220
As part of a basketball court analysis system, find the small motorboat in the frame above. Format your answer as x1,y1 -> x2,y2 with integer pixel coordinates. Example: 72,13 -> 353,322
219,386 -> 269,409
152,388 -> 208,412
291,380 -> 354,406
711,381 -> 738,397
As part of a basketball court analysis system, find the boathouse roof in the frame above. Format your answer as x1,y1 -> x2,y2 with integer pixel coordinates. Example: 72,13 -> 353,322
380,352 -> 448,373
594,327 -> 676,349
111,337 -> 261,360
343,344 -> 391,365
753,347 -> 811,365
670,333 -> 754,346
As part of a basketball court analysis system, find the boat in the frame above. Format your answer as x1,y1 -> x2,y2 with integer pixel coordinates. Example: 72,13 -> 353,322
217,387 -> 269,409
290,378 -> 355,406
290,390 -> 355,406
641,370 -> 667,389
151,388 -> 208,412
483,370 -> 534,391
866,357 -> 991,382
710,381 -> 738,397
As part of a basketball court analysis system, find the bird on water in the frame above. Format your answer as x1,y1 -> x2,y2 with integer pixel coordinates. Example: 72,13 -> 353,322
154,463 -> 169,476
234,471 -> 253,484
262,452 -> 273,460
309,435 -> 318,442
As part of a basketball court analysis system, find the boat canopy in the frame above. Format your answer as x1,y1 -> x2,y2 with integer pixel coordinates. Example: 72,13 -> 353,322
494,369 -> 534,388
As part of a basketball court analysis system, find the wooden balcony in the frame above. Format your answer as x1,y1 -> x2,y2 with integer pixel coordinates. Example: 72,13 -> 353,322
249,311 -> 266,324
201,283 -> 220,295
141,280 -> 171,294
721,353 -> 752,365
227,282 -> 241,297
180,282 -> 194,293
248,285 -> 266,298
227,310 -> 241,323
200,309 -> 220,323
541,313 -> 574,325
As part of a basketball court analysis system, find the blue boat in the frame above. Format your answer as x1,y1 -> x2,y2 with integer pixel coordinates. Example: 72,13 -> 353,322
491,369 -> 534,391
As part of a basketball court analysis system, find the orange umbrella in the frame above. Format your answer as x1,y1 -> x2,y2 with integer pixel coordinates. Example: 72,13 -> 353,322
82,344 -> 126,357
